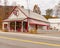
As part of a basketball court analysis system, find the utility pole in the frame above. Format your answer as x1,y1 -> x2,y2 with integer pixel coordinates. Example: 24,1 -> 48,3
4,0 -> 7,6
27,0 -> 30,32
0,0 -> 2,5
4,0 -> 7,18
12,1 -> 16,6
4,0 -> 9,19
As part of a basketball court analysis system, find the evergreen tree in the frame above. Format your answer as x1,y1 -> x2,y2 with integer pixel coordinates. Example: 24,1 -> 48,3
33,4 -> 41,14
44,9 -> 53,19
46,9 -> 53,16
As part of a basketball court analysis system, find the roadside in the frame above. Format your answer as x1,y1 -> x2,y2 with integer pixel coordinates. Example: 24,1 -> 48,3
0,31 -> 60,48
0,30 -> 60,41
37,32 -> 60,37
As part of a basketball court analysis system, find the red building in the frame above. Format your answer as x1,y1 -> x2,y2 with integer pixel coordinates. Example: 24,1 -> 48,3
2,6 -> 49,32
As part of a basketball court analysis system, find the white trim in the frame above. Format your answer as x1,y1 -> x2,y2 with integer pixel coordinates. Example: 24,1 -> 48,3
21,21 -> 23,32
15,21 -> 16,32
8,22 -> 10,32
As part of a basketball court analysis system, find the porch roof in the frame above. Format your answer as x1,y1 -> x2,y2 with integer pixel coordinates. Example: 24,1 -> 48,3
29,19 -> 49,26
3,6 -> 49,23
18,7 -> 48,22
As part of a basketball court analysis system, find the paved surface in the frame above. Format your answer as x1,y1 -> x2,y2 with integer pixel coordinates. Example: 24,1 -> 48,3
0,31 -> 60,48
37,32 -> 60,37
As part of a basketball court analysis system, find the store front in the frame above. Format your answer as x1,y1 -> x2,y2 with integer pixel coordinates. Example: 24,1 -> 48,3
10,21 -> 22,32
2,6 -> 49,33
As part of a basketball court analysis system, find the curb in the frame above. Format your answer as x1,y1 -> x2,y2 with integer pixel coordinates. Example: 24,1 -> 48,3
0,31 -> 60,41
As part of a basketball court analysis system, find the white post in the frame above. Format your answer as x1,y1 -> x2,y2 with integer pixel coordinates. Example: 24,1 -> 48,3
2,22 -> 4,30
27,19 -> 29,32
8,22 -> 10,32
15,21 -> 16,32
21,21 -> 23,32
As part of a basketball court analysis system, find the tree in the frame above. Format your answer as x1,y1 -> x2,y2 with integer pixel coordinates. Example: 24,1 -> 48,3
46,9 -> 53,16
44,9 -> 53,19
33,4 -> 41,14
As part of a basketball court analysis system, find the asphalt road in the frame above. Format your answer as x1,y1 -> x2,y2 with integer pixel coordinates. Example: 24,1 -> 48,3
0,32 -> 60,48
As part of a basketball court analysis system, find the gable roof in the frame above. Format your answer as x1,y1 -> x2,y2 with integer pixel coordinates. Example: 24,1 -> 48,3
17,6 -> 48,22
4,6 -> 48,22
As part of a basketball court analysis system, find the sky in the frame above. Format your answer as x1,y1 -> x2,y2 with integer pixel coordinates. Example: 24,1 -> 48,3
0,0 -> 60,15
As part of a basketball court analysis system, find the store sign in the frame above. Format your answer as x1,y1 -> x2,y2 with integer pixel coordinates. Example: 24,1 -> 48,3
13,10 -> 19,16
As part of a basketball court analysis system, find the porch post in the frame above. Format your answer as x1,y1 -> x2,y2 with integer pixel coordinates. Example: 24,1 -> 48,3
47,26 -> 49,30
2,22 -> 4,30
27,19 -> 29,32
15,21 -> 16,32
8,22 -> 10,32
21,21 -> 23,32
